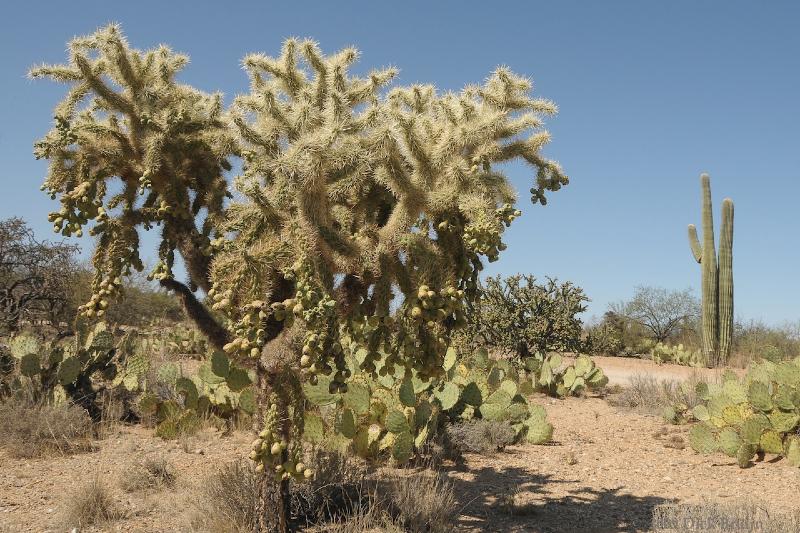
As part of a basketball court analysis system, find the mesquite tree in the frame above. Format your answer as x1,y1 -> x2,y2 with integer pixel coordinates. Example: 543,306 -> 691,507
0,217 -> 79,334
32,26 -> 568,531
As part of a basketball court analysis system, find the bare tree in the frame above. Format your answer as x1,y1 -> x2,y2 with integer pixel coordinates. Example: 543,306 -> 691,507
0,218 -> 79,334
612,286 -> 699,343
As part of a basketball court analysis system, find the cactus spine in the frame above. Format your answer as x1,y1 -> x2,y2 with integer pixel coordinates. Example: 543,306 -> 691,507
687,174 -> 734,366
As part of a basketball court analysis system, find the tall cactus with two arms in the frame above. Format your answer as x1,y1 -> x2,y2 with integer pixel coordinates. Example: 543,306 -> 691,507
687,174 -> 734,366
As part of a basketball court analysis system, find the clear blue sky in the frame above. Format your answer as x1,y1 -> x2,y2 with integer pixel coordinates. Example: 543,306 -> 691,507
1,1 -> 798,324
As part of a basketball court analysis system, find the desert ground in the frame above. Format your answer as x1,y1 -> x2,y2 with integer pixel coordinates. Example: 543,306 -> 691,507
2,356 -> 798,533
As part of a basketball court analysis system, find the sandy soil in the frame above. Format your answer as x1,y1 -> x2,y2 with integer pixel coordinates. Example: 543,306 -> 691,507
1,362 -> 797,532
576,355 -> 746,387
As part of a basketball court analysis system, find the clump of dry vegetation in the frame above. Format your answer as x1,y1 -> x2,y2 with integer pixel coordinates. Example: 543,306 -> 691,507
61,477 -> 123,528
607,373 -> 704,415
446,419 -> 516,454
651,500 -> 800,532
0,399 -> 93,458
189,450 -> 456,533
120,457 -> 177,492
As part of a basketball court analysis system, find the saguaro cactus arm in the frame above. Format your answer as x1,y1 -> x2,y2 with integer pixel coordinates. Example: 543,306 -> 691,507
718,198 -> 734,359
687,224 -> 702,263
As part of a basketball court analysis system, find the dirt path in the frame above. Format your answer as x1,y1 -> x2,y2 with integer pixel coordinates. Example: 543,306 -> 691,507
582,356 -> 745,386
445,395 -> 800,532
3,395 -> 799,532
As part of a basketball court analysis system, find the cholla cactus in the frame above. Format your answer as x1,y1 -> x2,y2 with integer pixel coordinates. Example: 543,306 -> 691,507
30,25 -> 234,344
34,27 -> 567,532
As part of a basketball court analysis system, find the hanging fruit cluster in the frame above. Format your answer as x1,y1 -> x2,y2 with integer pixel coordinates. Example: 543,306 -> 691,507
248,401 -> 313,481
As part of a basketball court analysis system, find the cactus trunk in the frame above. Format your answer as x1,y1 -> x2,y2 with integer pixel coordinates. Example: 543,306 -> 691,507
687,173 -> 734,367
718,198 -> 734,362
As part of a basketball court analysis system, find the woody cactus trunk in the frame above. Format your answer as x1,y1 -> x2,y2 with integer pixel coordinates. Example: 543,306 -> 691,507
687,174 -> 734,367
32,26 -> 568,532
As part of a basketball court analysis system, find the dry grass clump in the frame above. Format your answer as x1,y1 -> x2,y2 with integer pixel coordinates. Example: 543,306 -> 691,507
607,373 -> 704,415
120,457 -> 177,492
446,419 -> 516,454
0,399 -> 93,458
651,500 -> 800,532
61,477 -> 123,528
189,449 -> 456,533
384,472 -> 456,533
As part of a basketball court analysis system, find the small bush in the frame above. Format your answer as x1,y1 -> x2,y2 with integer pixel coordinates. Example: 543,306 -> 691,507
607,373 -> 703,415
651,500 -> 800,532
120,457 -> 177,492
446,419 -> 516,454
62,477 -> 122,528
0,399 -> 93,458
325,506 -> 404,533
385,472 -> 456,533
190,459 -> 258,533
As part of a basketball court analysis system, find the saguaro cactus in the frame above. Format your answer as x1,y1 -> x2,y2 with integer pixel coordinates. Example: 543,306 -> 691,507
687,174 -> 734,366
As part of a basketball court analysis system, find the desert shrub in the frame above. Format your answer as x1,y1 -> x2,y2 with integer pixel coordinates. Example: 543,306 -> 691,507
193,451 -> 454,532
465,275 -> 588,358
732,320 -> 800,365
583,319 -> 624,356
384,472 -> 456,533
120,457 -> 177,492
651,500 -> 800,532
0,399 -> 93,458
607,373 -> 704,417
61,477 -> 123,528
446,419 -> 516,454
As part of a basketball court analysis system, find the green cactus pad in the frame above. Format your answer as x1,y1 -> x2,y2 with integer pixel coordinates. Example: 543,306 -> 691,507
718,427 -> 741,457
562,366 -> 576,389
548,353 -> 563,370
225,366 -> 252,392
487,366 -> 504,389
19,353 -> 41,377
499,379 -> 518,397
539,360 -> 553,386
57,356 -> 81,385
303,413 -> 325,443
772,385 -> 796,411
472,348 -> 489,369
443,347 -> 457,371
461,382 -> 483,406
785,436 -> 800,467
573,355 -> 593,377
570,376 -> 586,393
747,382 -> 772,412
9,334 -> 40,359
414,401 -> 432,430
722,405 -> 743,426
335,408 -> 357,439
122,372 -> 139,391
343,383 -> 370,415
398,378 -> 416,407
175,377 -> 199,410
434,382 -> 460,410
722,381 -> 747,404
156,362 -> 179,385
303,376 -> 339,406
392,431 -> 413,463
688,423 -> 717,454
238,388 -> 256,414
692,405 -> 711,422
518,379 -> 535,396
741,415 -> 770,445
736,444 -> 755,468
525,418 -> 553,444
210,351 -> 230,378
695,381 -> 710,400
508,402 -> 530,423
662,406 -> 679,424
774,362 -> 800,386
386,410 -> 409,434
759,430 -> 784,454
528,404 -> 547,421
197,362 -> 226,385
138,393 -> 159,415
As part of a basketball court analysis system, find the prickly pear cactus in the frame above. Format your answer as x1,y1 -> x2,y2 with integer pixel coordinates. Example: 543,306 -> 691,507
524,352 -> 608,397
650,343 -> 705,367
688,357 -> 800,468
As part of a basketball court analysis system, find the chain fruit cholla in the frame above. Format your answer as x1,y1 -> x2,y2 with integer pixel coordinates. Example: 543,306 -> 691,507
32,25 -> 568,532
